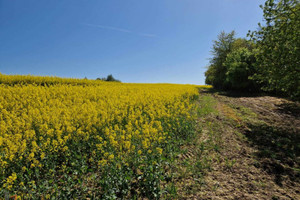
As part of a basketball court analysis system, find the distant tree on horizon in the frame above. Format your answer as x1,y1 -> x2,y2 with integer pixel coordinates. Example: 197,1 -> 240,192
96,74 -> 121,82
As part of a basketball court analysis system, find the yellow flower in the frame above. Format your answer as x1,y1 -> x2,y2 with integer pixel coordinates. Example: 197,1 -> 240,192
0,73 -> 204,191
108,154 -> 114,160
40,152 -> 45,159
3,172 -> 17,190
156,147 -> 163,155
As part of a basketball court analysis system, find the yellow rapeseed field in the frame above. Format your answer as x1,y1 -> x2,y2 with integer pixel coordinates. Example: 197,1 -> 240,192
0,74 -> 210,198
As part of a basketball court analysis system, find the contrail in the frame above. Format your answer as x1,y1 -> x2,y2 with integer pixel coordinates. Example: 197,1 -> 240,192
82,23 -> 157,38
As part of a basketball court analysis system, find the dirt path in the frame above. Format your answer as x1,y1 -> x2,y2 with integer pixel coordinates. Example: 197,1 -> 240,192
174,93 -> 299,199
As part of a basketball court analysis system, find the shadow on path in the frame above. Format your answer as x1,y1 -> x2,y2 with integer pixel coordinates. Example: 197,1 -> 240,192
245,123 -> 300,185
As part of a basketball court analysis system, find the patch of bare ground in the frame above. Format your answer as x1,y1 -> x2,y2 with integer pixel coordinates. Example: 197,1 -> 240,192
175,93 -> 299,199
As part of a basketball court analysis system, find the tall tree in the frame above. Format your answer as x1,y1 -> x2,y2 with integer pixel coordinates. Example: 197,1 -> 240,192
205,32 -> 258,91
250,0 -> 300,98
205,31 -> 236,89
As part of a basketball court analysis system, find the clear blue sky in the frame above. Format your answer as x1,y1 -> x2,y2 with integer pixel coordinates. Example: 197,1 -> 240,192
0,0 -> 265,84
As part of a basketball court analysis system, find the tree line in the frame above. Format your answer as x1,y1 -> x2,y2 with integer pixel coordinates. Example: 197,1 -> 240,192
96,74 -> 121,82
205,0 -> 299,99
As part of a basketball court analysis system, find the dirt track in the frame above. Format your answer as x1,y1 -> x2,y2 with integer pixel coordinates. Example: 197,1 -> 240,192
176,93 -> 300,199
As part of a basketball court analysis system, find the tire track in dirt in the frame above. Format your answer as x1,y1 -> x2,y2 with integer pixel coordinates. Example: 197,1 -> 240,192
177,93 -> 300,199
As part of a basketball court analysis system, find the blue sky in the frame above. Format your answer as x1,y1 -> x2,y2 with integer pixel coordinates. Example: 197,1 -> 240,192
0,0 -> 265,84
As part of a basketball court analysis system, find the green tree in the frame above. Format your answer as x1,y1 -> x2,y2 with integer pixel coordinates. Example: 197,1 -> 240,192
205,32 -> 258,91
204,64 -> 217,85
249,0 -> 300,98
205,31 -> 236,89
224,48 -> 258,91
106,74 -> 120,82
96,74 -> 121,82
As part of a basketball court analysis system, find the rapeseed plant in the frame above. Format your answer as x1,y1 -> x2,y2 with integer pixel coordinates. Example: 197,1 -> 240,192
0,74 -> 210,198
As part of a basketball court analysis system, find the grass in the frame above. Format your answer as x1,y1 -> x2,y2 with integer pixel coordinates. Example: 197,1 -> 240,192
161,94 -> 225,199
169,90 -> 299,199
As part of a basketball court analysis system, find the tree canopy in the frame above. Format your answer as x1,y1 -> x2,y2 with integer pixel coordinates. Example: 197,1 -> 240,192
205,0 -> 299,99
249,0 -> 300,98
205,32 -> 258,91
